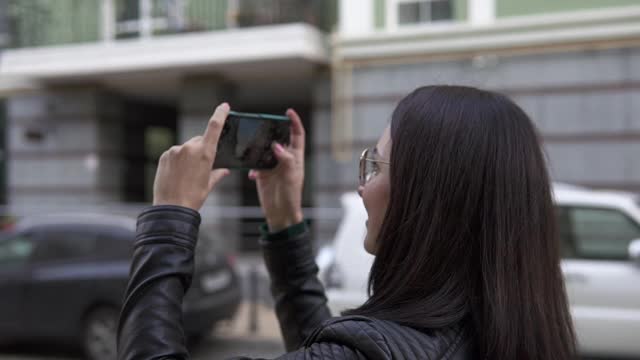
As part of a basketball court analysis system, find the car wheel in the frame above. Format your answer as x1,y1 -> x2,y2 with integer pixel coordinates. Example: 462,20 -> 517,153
83,307 -> 118,360
187,331 -> 211,348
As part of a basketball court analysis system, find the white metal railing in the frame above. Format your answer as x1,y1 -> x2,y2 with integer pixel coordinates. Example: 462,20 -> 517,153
101,0 -> 188,41
1,204 -> 342,221
1,203 -> 343,252
8,0 -> 332,48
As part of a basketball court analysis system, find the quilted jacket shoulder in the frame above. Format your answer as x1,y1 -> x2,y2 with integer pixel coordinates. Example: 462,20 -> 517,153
303,316 -> 473,360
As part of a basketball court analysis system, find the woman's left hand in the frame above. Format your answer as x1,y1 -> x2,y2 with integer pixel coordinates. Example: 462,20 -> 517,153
152,103 -> 231,211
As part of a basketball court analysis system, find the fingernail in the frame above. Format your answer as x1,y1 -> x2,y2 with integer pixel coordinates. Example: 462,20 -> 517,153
274,143 -> 284,153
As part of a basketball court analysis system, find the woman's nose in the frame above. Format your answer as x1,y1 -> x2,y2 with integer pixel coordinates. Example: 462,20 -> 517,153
357,185 -> 364,198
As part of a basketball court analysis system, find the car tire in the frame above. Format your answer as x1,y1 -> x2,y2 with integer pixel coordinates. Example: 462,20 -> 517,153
83,306 -> 119,360
187,329 -> 213,349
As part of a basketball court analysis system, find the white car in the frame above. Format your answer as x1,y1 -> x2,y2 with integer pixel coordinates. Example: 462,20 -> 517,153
317,183 -> 640,357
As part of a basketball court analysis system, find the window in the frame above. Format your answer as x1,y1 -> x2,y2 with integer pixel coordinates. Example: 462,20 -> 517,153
397,0 -> 452,25
0,233 -> 34,266
567,207 -> 640,260
33,228 -> 98,263
96,229 -> 134,260
556,207 -> 576,258
115,0 -> 186,39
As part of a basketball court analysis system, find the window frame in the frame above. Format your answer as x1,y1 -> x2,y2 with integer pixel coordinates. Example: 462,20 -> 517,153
95,227 -> 135,260
387,0 -> 455,30
114,0 -> 187,39
30,225 -> 100,265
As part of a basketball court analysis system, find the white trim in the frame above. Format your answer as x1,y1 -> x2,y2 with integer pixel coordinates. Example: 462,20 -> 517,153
386,0 -> 398,31
338,0 -> 374,36
468,0 -> 495,25
335,5 -> 640,60
0,24 -> 329,81
100,0 -> 116,41
139,0 -> 153,38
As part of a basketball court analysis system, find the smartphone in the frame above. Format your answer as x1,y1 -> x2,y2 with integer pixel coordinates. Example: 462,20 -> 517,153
212,111 -> 291,169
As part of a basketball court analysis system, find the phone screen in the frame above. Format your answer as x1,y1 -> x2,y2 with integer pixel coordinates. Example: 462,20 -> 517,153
212,111 -> 290,169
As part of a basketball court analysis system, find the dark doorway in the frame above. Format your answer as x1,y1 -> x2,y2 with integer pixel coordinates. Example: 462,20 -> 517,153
120,99 -> 177,203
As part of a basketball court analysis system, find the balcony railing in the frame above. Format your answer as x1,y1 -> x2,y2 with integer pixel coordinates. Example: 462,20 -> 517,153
4,0 -> 336,49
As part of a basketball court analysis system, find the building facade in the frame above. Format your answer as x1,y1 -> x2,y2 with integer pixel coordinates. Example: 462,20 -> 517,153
1,0 -> 640,250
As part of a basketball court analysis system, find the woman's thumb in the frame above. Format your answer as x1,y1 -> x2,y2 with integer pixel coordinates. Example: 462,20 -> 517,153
208,168 -> 230,191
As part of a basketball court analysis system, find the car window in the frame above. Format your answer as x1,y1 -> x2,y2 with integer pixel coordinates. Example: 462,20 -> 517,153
0,233 -> 35,266
96,229 -> 134,260
568,207 -> 640,260
555,206 -> 576,258
33,228 -> 98,263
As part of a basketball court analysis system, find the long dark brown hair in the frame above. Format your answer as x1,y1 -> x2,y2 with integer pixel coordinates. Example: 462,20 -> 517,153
345,85 -> 576,359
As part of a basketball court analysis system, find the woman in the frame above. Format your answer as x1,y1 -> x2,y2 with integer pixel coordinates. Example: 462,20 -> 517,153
117,85 -> 577,359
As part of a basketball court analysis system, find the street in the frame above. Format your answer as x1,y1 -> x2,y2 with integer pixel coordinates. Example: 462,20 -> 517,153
0,303 -> 286,360
0,336 -> 285,360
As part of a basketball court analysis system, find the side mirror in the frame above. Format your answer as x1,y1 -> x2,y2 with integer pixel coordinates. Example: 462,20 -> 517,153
629,239 -> 640,265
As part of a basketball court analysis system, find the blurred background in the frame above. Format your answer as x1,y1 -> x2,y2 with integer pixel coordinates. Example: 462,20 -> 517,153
0,0 -> 639,359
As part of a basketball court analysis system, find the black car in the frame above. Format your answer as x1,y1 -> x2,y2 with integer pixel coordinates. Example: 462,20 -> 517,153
0,213 -> 241,360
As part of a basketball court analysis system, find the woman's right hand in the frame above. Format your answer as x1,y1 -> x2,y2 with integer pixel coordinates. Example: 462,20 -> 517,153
249,109 -> 305,232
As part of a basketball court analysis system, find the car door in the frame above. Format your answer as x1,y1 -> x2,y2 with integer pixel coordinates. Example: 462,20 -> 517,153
557,206 -> 640,357
90,227 -> 133,305
0,231 -> 36,338
24,225 -> 99,339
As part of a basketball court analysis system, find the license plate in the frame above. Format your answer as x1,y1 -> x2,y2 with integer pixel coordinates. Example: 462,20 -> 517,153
200,270 -> 231,293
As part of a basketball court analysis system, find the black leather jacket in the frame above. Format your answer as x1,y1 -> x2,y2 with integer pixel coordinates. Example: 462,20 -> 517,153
117,206 -> 474,359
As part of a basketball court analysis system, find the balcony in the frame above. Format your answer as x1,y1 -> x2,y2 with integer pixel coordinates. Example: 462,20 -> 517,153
4,0 -> 336,49
0,0 -> 332,99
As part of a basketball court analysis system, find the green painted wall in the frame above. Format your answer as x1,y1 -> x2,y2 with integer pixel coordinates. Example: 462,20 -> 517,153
322,0 -> 339,32
186,0 -> 227,31
373,0 -> 468,29
8,0 -> 100,48
374,0 -> 386,29
497,0 -> 639,17
453,0 -> 467,21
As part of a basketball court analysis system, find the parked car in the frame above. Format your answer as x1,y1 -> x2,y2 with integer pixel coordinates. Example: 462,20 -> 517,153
318,183 -> 640,357
0,213 -> 241,360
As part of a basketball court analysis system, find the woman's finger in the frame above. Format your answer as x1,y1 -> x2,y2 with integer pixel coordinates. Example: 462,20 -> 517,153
185,135 -> 203,145
203,103 -> 230,156
286,108 -> 305,151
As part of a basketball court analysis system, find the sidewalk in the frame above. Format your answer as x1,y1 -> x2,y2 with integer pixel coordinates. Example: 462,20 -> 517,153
214,301 -> 282,342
